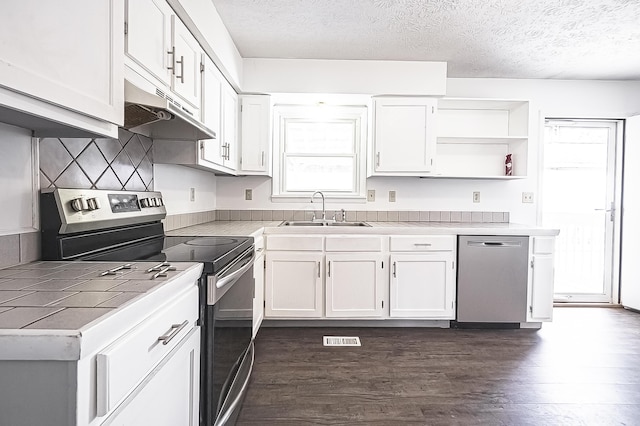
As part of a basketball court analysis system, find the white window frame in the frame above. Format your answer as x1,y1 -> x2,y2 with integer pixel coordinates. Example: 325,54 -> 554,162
271,104 -> 368,201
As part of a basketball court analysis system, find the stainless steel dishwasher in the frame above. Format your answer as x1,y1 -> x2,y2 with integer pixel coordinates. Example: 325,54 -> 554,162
457,235 -> 529,324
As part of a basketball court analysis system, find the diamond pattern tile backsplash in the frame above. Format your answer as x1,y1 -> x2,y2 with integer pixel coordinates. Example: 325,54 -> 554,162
39,128 -> 154,191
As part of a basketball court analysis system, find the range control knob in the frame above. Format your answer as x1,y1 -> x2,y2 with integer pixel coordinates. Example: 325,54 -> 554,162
140,198 -> 150,208
87,198 -> 101,210
70,197 -> 89,212
154,197 -> 163,207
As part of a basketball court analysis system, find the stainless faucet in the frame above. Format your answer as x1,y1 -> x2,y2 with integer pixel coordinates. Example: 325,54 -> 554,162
311,191 -> 326,221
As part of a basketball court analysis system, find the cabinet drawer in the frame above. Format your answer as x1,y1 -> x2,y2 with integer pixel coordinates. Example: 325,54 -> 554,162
325,236 -> 382,252
266,235 -> 323,251
96,285 -> 198,416
390,235 -> 454,251
533,236 -> 555,254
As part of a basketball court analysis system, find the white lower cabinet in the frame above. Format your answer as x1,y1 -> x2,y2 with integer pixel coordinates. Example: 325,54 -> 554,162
389,236 -> 456,319
325,253 -> 386,318
528,236 -> 555,322
390,253 -> 455,318
265,251 -> 324,318
102,328 -> 200,426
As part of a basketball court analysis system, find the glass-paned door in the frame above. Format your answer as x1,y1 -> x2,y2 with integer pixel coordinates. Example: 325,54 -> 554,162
542,120 -> 620,303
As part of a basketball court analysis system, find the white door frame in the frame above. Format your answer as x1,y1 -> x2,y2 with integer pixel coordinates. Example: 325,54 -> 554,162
538,118 -> 623,304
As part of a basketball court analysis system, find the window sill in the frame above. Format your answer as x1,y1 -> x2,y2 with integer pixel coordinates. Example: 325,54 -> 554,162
270,194 -> 367,203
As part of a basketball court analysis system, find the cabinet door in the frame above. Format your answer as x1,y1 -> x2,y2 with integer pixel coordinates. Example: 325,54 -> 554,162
265,252 -> 323,318
253,251 -> 265,338
125,0 -> 172,87
325,254 -> 385,318
103,328 -> 200,426
221,84 -> 239,170
240,95 -> 271,175
373,97 -> 436,174
201,55 -> 222,138
0,0 -> 124,125
171,16 -> 203,110
390,253 -> 455,318
528,237 -> 555,322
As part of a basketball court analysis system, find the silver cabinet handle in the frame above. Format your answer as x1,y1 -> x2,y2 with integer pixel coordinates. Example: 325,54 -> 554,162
392,261 -> 397,278
261,151 -> 265,166
317,261 -> 321,278
176,55 -> 185,83
157,320 -> 188,345
414,243 -> 432,247
167,47 -> 176,74
328,261 -> 331,277
376,152 -> 380,167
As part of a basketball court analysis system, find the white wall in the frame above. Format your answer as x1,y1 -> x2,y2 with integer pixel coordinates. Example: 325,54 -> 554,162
215,78 -> 640,225
0,122 -> 36,234
243,59 -> 447,95
153,164 -> 217,215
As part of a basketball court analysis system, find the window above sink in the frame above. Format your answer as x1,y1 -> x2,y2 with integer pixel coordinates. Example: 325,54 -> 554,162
271,97 -> 369,202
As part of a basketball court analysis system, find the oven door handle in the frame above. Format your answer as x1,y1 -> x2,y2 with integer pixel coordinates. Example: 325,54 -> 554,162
216,250 -> 256,289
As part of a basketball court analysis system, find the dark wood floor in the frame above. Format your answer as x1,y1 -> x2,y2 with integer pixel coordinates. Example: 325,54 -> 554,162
237,307 -> 640,425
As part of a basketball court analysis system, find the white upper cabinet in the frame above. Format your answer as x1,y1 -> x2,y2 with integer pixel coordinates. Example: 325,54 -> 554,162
372,97 -> 437,176
239,95 -> 272,176
220,83 -> 239,171
171,17 -> 203,110
435,98 -> 529,179
201,55 -> 222,139
0,0 -> 124,137
125,0 -> 202,113
125,0 -> 173,87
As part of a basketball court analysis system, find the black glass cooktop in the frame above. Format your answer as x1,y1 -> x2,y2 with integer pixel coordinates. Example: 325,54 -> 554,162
161,236 -> 254,274
76,235 -> 253,275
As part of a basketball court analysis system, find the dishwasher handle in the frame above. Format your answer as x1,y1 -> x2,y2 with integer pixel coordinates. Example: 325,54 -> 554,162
467,240 -> 523,248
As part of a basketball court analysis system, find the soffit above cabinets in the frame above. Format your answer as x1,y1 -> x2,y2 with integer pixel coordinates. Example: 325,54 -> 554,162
212,0 -> 640,80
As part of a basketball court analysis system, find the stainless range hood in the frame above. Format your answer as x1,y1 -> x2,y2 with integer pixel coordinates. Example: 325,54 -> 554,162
123,79 -> 216,140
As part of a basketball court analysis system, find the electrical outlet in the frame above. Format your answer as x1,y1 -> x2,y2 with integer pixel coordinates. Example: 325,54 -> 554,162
189,187 -> 195,202
522,192 -> 534,203
245,189 -> 252,200
389,190 -> 396,202
473,191 -> 480,203
367,190 -> 376,202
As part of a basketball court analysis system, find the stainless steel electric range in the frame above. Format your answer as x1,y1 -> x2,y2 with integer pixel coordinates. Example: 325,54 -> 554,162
40,188 -> 256,426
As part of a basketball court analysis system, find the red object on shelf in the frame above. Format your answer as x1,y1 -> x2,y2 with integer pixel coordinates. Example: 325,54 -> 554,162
505,154 -> 513,176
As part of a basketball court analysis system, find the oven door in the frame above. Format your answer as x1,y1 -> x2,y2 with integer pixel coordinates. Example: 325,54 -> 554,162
202,247 -> 256,426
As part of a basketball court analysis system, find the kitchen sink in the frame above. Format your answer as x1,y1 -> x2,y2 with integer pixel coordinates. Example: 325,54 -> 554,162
279,221 -> 370,227
279,221 -> 325,226
326,222 -> 370,227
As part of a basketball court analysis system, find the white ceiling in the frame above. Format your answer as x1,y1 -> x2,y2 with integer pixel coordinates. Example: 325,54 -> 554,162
211,0 -> 640,80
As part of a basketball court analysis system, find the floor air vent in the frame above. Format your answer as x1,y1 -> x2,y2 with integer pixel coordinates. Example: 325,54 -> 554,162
323,336 -> 361,347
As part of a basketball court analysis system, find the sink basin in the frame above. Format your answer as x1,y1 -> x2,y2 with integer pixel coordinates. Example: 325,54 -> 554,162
279,221 -> 370,227
326,222 -> 371,227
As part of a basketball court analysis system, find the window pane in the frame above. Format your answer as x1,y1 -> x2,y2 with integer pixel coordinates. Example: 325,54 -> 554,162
285,120 -> 356,154
284,156 -> 355,192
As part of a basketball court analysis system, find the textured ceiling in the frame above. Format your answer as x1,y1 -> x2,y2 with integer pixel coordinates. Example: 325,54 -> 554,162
211,0 -> 640,80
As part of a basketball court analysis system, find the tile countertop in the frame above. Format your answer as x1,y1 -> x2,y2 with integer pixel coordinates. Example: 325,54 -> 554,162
0,261 -> 203,361
167,221 -> 560,237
